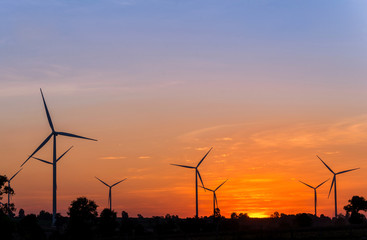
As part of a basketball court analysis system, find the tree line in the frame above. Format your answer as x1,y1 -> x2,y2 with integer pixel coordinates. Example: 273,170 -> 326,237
2,174 -> 367,240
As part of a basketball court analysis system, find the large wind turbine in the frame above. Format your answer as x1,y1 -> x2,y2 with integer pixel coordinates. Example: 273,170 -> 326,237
21,89 -> 97,226
171,147 -> 212,218
201,179 -> 228,217
95,177 -> 127,211
6,168 -> 23,216
317,155 -> 360,218
299,179 -> 328,216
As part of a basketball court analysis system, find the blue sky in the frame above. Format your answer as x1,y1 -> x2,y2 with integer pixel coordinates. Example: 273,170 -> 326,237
1,0 -> 366,90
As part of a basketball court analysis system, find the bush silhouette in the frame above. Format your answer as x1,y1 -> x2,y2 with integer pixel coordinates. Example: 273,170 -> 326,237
18,214 -> 46,240
295,213 -> 313,227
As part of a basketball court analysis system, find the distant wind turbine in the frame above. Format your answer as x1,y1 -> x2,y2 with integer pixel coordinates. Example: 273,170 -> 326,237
21,89 -> 97,226
298,179 -> 328,216
201,179 -> 228,217
171,147 -> 212,218
317,155 -> 360,218
95,177 -> 127,211
6,168 -> 23,216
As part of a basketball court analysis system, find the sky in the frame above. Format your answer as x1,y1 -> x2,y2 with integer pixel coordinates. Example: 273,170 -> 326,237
1,0 -> 367,218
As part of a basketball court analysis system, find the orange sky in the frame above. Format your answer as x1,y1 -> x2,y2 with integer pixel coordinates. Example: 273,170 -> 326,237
2,93 -> 367,218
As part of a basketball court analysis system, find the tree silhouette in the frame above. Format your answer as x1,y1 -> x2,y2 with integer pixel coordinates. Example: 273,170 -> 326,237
344,195 -> 367,224
98,208 -> 117,236
0,174 -> 14,215
18,208 -> 25,219
214,207 -> 221,218
121,210 -> 129,220
68,197 -> 98,220
271,211 -> 280,218
67,197 -> 98,239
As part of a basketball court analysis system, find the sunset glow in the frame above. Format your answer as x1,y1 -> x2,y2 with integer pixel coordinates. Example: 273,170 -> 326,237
1,0 -> 367,220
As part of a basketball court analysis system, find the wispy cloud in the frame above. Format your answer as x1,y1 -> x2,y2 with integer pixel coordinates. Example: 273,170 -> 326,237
195,147 -> 210,151
178,124 -> 244,142
216,137 -> 233,141
324,151 -> 340,155
127,168 -> 148,173
100,156 -> 127,160
251,115 -> 367,148
138,156 -> 151,159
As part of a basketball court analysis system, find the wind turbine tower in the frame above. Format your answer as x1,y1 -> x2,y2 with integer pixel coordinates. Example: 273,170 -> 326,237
317,155 -> 360,218
171,147 -> 212,218
201,179 -> 228,217
21,89 -> 97,226
95,177 -> 127,211
299,179 -> 328,216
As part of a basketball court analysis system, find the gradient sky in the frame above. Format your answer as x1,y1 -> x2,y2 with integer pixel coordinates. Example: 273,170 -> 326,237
1,0 -> 367,218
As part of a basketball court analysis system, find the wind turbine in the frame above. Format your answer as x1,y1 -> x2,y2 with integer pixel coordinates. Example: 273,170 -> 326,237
201,179 -> 228,217
6,168 -> 23,216
171,147 -> 212,218
95,177 -> 127,211
298,179 -> 328,216
20,89 -> 97,226
317,155 -> 360,218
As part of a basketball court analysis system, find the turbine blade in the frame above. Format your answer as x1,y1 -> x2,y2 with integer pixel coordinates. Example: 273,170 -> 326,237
57,132 -> 97,141
299,180 -> 314,189
56,146 -> 73,162
40,89 -> 55,132
9,168 -> 23,181
328,176 -> 335,198
317,155 -> 335,174
197,170 -> 205,189
197,147 -> 213,168
215,179 -> 228,191
111,178 -> 127,187
200,186 -> 214,192
215,193 -> 218,208
336,168 -> 360,175
32,156 -> 52,165
95,177 -> 110,187
315,179 -> 329,189
170,164 -> 195,169
21,133 -> 53,167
